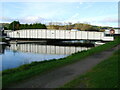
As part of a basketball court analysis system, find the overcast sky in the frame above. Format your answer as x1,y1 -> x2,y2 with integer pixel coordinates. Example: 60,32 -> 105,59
0,1 -> 118,27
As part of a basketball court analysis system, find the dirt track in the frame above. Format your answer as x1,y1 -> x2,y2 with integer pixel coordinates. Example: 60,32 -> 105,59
8,45 -> 120,88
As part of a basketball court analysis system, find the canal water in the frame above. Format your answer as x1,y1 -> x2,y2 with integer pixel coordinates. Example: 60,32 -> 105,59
1,43 -> 92,71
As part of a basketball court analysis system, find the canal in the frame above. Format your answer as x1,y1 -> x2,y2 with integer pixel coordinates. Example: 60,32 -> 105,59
1,42 -> 93,71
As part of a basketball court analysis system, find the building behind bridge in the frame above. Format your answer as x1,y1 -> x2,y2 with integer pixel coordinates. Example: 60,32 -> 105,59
104,29 -> 120,36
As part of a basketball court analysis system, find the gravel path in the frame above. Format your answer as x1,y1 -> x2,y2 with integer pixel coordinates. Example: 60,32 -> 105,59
8,45 -> 120,88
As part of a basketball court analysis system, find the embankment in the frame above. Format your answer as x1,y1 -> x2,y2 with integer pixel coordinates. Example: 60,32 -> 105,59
60,48 -> 119,88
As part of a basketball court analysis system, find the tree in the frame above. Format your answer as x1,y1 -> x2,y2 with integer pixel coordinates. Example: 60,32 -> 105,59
19,23 -> 47,29
9,21 -> 20,30
4,26 -> 8,30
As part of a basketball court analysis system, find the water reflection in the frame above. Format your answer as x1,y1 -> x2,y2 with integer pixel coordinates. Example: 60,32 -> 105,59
0,45 -> 6,54
8,44 -> 91,55
1,43 -> 91,71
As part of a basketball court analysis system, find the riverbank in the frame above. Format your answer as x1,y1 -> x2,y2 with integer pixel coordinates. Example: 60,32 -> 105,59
60,49 -> 119,88
0,38 -> 6,42
2,37 -> 120,88
0,37 -> 10,45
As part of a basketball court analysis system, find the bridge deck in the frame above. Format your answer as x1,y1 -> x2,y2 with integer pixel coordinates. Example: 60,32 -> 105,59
6,29 -> 114,41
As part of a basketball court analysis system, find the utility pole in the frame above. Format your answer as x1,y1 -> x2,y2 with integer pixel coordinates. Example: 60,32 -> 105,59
13,22 -> 14,31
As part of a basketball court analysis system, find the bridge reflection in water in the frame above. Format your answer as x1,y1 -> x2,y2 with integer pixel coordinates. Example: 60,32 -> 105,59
2,43 -> 91,70
8,44 -> 91,55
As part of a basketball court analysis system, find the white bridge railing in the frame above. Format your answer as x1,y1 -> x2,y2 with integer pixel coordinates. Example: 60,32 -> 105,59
6,29 -> 114,41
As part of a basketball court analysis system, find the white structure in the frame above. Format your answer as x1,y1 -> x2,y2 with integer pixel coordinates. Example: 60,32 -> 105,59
6,29 -> 114,41
105,29 -> 120,35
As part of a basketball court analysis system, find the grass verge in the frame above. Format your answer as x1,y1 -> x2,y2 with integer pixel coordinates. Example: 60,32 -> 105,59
60,49 -> 119,88
2,37 -> 120,88
0,38 -> 6,42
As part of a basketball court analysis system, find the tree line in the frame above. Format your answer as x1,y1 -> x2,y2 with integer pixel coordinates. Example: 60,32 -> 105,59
4,21 -> 47,30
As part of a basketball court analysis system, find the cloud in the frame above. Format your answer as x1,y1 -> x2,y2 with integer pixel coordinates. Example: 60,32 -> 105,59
0,16 -> 15,22
19,16 -> 46,23
0,16 -> 46,24
63,14 -> 118,27
100,17 -> 118,23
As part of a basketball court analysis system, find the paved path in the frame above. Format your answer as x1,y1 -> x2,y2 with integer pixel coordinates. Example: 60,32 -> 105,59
9,45 -> 120,88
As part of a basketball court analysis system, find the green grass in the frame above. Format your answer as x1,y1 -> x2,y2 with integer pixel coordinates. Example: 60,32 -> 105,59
2,37 -> 120,88
0,38 -> 6,42
60,49 -> 120,88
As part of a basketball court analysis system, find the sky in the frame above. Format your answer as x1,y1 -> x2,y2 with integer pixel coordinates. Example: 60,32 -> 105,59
0,1 -> 118,27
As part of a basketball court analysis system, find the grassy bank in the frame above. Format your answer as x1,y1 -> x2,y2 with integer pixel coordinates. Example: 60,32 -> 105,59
60,49 -> 119,88
2,37 -> 120,88
0,38 -> 6,42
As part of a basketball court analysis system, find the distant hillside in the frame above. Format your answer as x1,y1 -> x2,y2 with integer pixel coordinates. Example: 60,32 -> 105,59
47,23 -> 113,32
